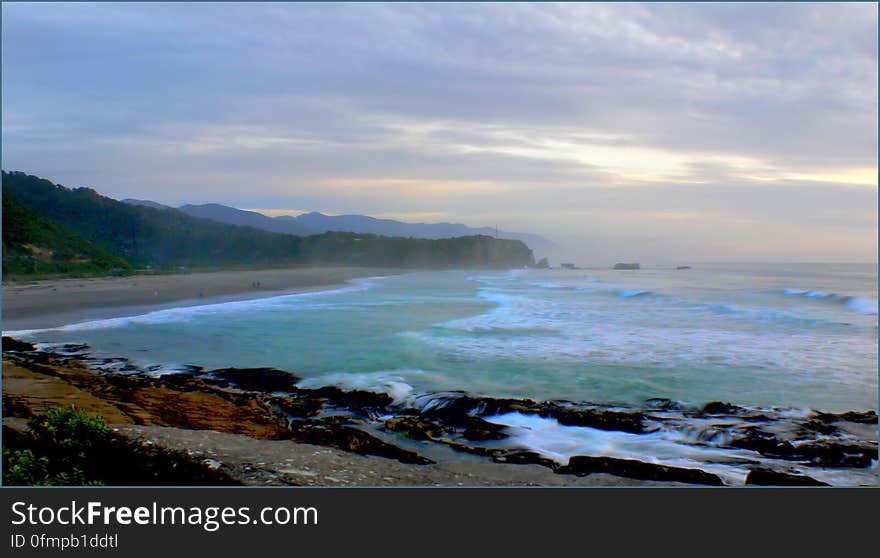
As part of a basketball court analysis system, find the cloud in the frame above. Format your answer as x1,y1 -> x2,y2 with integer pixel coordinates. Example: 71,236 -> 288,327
1,1 -> 876,261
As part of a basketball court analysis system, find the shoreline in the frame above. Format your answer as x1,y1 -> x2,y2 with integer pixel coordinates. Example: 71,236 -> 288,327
2,339 -> 876,487
1,266 -> 394,331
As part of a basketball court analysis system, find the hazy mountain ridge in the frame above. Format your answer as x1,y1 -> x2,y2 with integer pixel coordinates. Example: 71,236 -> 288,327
169,204 -> 553,254
2,171 -> 535,275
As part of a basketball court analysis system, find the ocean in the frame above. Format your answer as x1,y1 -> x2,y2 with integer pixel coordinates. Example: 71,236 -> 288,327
7,262 -> 879,485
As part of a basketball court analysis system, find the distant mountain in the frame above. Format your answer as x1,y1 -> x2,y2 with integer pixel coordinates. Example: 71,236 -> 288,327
177,203 -> 312,236
121,198 -> 172,210
3,171 -> 535,274
173,204 -> 554,254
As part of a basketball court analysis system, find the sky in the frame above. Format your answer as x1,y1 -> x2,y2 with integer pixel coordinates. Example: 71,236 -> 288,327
2,2 -> 877,263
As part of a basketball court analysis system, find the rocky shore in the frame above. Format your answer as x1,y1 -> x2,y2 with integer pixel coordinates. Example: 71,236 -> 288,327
3,337 -> 877,486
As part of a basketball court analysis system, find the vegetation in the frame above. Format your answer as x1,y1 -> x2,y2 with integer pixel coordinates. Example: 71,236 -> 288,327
2,170 -> 534,275
2,407 -> 110,486
2,406 -> 240,486
2,192 -> 132,277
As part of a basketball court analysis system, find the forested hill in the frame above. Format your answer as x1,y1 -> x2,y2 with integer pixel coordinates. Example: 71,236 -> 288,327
1,171 -> 534,275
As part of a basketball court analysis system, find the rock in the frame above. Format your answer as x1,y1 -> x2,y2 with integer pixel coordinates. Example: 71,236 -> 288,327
459,416 -> 508,441
798,419 -> 840,436
384,416 -> 445,440
557,455 -> 724,486
795,441 -> 877,468
813,410 -> 878,425
492,451 -> 559,469
612,263 -> 640,270
728,427 -> 796,458
701,401 -> 742,415
644,398 -> 683,411
2,337 -> 37,352
308,386 -> 393,417
745,468 -> 829,486
209,368 -> 301,393
288,419 -> 434,465
540,404 -> 645,434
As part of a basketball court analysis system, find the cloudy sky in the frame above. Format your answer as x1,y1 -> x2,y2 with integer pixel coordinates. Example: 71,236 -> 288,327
2,2 -> 877,262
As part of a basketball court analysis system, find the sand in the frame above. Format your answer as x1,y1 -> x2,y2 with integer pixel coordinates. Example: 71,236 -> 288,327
1,267 -> 389,331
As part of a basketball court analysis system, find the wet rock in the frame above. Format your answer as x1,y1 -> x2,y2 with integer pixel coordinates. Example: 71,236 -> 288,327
798,419 -> 840,436
288,419 -> 433,465
384,416 -> 445,440
492,451 -> 559,469
2,337 -> 37,352
267,395 -> 323,418
556,455 -> 724,486
702,401 -> 742,415
308,386 -> 393,417
814,410 -> 878,425
745,468 -> 829,486
728,427 -> 796,458
644,398 -> 683,411
795,441 -> 877,468
435,438 -> 506,458
209,368 -> 301,393
459,416 -> 508,441
540,404 -> 645,434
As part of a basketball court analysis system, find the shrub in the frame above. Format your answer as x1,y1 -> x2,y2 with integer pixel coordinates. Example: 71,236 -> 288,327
2,406 -> 110,486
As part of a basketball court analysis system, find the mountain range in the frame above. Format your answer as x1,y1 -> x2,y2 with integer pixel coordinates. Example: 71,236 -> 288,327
2,171 -> 536,276
121,200 -> 554,255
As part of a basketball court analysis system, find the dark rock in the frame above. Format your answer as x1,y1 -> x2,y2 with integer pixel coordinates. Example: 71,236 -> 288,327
459,416 -> 508,441
702,401 -> 742,415
308,386 -> 393,417
209,368 -> 301,393
745,468 -> 829,486
798,419 -> 840,436
644,398 -> 683,411
435,438 -> 506,458
795,441 -> 877,468
540,404 -> 645,434
2,337 -> 37,352
814,410 -> 878,425
493,451 -> 559,469
267,395 -> 323,418
288,419 -> 433,465
557,455 -> 724,486
384,416 -> 445,440
728,427 -> 796,458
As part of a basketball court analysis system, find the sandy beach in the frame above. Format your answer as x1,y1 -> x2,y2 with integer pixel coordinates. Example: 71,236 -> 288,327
1,266 -> 389,331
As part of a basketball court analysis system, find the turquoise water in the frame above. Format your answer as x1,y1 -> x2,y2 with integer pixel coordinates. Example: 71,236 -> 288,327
9,263 -> 879,413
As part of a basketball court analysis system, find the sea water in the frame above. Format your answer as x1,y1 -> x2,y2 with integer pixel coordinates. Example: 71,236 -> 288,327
10,263 -> 877,413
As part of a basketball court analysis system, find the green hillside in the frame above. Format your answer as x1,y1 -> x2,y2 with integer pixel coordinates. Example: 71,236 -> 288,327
1,171 -> 534,275
2,192 -> 132,278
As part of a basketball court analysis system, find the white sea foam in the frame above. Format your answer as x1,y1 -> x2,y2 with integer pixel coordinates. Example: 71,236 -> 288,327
297,370 -> 443,404
3,275 -> 386,336
484,411 -> 878,486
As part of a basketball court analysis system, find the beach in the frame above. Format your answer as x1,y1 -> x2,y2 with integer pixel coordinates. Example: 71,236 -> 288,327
1,266 -> 389,330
